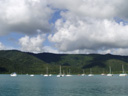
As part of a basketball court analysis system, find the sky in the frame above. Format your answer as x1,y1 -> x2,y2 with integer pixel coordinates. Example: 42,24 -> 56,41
1,0 -> 128,55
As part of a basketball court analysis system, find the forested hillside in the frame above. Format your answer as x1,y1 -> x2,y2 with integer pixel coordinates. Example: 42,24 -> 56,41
0,50 -> 128,74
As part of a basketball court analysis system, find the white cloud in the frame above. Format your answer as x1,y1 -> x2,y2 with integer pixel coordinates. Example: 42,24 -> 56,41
2,0 -> 128,55
0,0 -> 53,36
49,11 -> 128,54
19,34 -> 45,53
0,42 -> 6,50
43,46 -> 58,53
112,48 -> 128,56
48,0 -> 128,19
19,34 -> 58,53
96,48 -> 128,56
46,0 -> 128,55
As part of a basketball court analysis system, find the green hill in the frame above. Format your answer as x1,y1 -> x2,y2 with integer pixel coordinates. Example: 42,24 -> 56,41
0,50 -> 50,74
0,50 -> 128,74
29,53 -> 128,74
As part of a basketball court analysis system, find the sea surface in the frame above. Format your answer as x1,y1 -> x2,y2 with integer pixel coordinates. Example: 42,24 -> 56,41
0,75 -> 128,96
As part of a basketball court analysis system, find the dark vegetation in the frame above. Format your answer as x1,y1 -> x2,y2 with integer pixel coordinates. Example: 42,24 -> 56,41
0,50 -> 128,74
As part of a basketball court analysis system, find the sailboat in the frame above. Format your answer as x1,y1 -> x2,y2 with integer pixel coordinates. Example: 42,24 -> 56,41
81,69 -> 86,76
62,70 -> 65,77
30,74 -> 34,77
88,68 -> 94,76
66,69 -> 72,76
44,67 -> 49,77
107,66 -> 113,76
101,69 -> 105,76
101,73 -> 105,76
57,66 -> 63,77
10,72 -> 17,77
119,65 -> 127,76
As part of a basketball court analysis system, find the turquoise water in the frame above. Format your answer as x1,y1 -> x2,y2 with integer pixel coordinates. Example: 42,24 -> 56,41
0,75 -> 128,96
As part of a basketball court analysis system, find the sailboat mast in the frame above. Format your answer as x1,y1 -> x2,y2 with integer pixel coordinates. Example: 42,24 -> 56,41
122,65 -> 124,74
83,69 -> 85,74
69,69 -> 71,74
60,66 -> 61,75
90,68 -> 92,74
63,70 -> 65,75
109,66 -> 111,74
103,69 -> 104,73
46,67 -> 48,75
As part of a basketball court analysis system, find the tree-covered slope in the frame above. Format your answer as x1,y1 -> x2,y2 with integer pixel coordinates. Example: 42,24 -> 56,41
0,50 -> 49,74
30,53 -> 128,74
0,50 -> 128,74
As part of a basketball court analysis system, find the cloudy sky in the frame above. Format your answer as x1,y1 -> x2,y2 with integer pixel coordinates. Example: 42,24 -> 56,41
1,0 -> 128,55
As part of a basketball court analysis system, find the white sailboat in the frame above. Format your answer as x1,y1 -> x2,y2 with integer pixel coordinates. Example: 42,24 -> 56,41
44,67 -> 49,77
107,66 -> 113,76
62,70 -> 65,77
101,73 -> 105,76
119,65 -> 127,76
66,69 -> 72,76
10,72 -> 17,77
30,74 -> 34,77
57,66 -> 63,77
81,69 -> 86,76
101,69 -> 105,76
88,68 -> 94,76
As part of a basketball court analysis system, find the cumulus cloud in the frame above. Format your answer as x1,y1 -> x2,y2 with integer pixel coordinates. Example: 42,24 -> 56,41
19,34 -> 46,53
49,14 -> 128,51
2,0 -> 128,55
0,42 -> 6,50
96,48 -> 128,56
18,34 -> 59,53
0,0 -> 53,36
112,48 -> 128,56
48,0 -> 128,55
43,46 -> 58,53
48,0 -> 128,19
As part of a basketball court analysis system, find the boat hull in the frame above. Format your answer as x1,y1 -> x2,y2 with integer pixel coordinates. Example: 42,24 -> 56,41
107,74 -> 113,76
57,75 -> 63,77
88,74 -> 94,76
119,74 -> 127,76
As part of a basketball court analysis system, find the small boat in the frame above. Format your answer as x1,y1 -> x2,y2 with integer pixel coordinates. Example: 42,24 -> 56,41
101,69 -> 105,75
66,74 -> 72,76
101,73 -> 105,76
66,69 -> 72,77
88,74 -> 94,76
119,74 -> 127,76
57,66 -> 63,77
81,69 -> 86,76
88,68 -> 94,76
10,72 -> 17,77
107,74 -> 113,76
44,67 -> 49,77
107,66 -> 113,76
44,74 -> 49,76
81,74 -> 85,76
30,74 -> 34,77
65,70 -> 72,77
119,65 -> 127,76
57,75 -> 62,77
62,74 -> 65,77
62,70 -> 65,77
